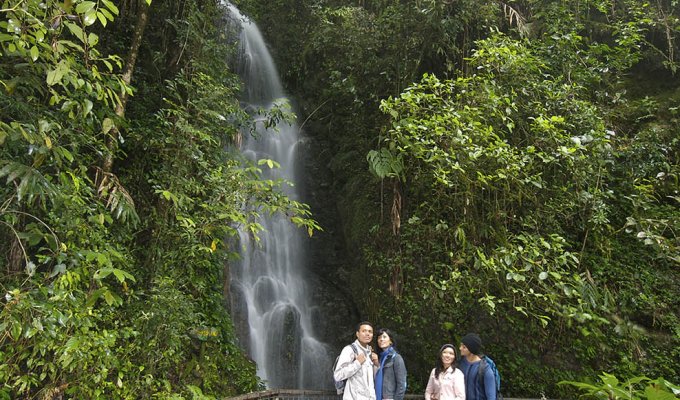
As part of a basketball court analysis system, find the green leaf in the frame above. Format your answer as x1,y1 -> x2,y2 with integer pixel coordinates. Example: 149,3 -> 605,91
87,32 -> 98,46
11,320 -> 22,340
58,147 -> 74,162
558,380 -> 600,390
86,288 -> 105,307
600,372 -> 620,387
82,99 -> 93,116
96,11 -> 107,27
100,8 -> 115,21
367,148 -> 403,179
46,65 -> 65,86
96,253 -> 108,266
112,269 -> 126,282
64,22 -> 85,43
102,117 -> 114,135
75,1 -> 96,14
101,0 -> 119,15
29,45 -> 39,61
257,158 -> 279,169
83,9 -> 97,26
95,267 -> 113,279
644,386 -> 677,400
111,268 -> 134,283
103,290 -> 116,305
0,161 -> 57,203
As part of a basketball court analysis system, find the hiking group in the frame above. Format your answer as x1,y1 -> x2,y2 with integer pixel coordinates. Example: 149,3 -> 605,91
333,322 -> 502,400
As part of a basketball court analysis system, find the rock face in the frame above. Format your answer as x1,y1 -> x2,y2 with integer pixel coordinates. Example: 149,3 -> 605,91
298,123 -> 362,353
266,303 -> 302,387
229,282 -> 251,355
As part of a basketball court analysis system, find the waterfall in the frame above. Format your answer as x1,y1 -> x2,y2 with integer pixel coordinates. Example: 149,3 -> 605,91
225,3 -> 332,390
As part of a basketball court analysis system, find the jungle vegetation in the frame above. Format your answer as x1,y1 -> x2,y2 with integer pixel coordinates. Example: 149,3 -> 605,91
243,0 -> 680,398
1,0 -> 679,398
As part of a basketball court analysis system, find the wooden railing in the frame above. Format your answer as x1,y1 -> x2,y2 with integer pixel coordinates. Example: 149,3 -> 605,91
223,389 -> 548,400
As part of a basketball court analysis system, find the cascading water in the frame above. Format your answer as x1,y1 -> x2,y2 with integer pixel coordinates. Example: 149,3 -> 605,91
225,4 -> 332,390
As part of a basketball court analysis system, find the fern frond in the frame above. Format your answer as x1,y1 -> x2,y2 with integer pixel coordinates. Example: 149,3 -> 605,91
0,160 -> 57,205
367,148 -> 404,180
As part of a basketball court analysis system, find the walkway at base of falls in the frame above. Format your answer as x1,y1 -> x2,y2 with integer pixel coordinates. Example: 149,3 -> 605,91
223,389 -> 553,400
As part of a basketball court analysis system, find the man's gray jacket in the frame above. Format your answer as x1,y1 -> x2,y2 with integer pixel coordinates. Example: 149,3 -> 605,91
333,340 -> 376,400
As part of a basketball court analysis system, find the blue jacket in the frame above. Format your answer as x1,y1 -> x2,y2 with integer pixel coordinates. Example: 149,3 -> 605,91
458,357 -> 497,400
379,352 -> 407,400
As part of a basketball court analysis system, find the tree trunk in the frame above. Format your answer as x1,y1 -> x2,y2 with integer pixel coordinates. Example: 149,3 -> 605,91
102,0 -> 150,173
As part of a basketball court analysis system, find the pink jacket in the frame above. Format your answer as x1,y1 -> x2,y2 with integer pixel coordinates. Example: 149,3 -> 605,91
424,366 -> 465,400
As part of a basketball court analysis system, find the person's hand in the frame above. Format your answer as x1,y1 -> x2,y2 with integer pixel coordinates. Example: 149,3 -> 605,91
356,352 -> 366,364
371,352 -> 379,365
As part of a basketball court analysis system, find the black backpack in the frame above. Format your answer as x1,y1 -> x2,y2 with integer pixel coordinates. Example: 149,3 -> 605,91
332,343 -> 358,395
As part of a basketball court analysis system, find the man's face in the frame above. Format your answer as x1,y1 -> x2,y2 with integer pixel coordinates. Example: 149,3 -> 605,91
356,324 -> 374,346
459,343 -> 470,357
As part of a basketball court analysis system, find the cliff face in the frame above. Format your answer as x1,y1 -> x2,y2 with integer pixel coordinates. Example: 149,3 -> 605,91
299,122 -> 362,353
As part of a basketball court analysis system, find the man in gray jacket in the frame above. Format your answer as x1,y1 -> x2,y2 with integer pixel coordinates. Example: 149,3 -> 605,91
334,321 -> 378,400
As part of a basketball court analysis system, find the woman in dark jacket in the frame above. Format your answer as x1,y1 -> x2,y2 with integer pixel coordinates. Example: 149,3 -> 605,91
375,328 -> 407,400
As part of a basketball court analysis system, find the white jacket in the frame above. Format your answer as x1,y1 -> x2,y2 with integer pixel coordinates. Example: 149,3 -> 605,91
333,340 -> 376,400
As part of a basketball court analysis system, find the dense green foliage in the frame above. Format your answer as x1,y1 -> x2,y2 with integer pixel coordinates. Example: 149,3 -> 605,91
2,0 -> 679,398
241,0 -> 680,397
0,0 -> 318,398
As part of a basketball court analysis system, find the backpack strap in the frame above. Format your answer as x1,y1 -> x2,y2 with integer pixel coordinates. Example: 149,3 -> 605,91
477,356 -> 488,394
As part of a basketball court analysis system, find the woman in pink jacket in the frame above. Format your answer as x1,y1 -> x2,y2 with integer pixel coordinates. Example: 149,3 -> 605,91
424,344 -> 465,400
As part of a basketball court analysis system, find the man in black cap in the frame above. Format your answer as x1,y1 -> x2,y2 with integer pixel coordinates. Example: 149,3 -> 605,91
458,333 -> 498,400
